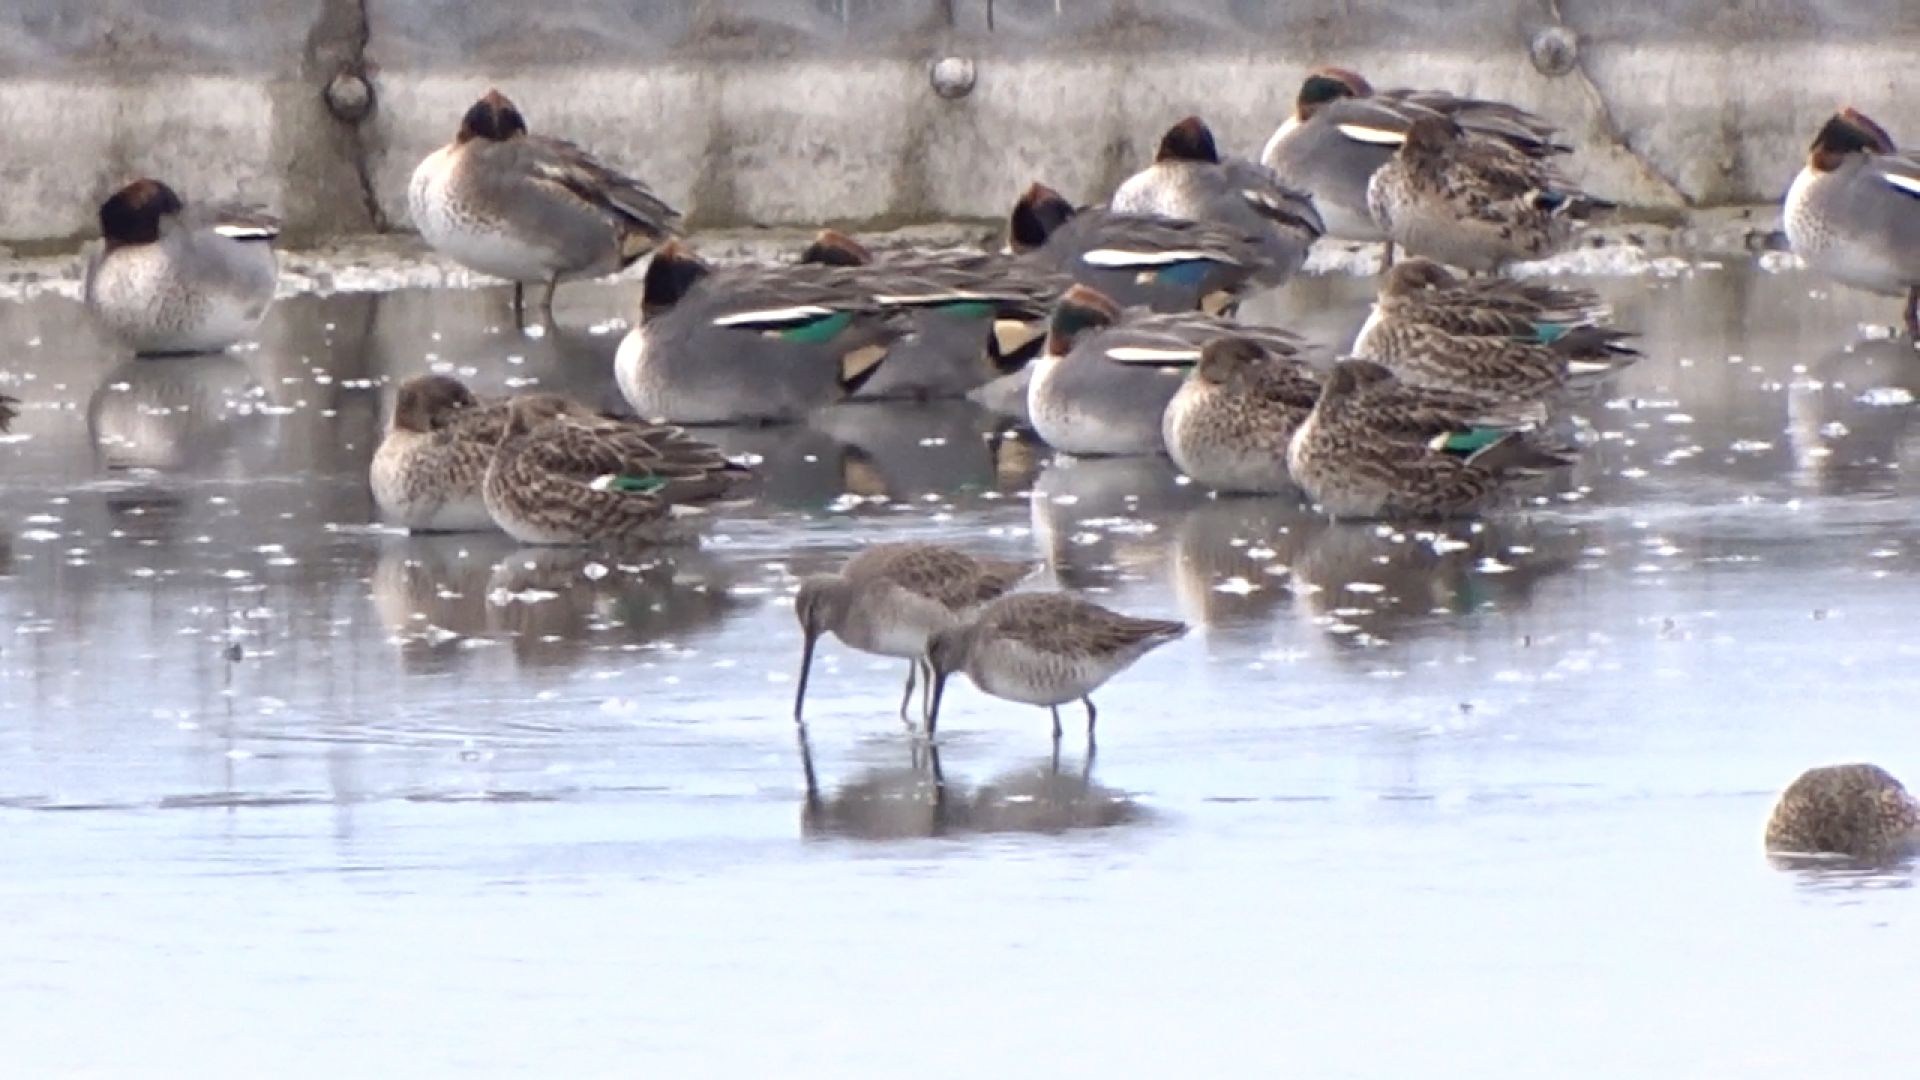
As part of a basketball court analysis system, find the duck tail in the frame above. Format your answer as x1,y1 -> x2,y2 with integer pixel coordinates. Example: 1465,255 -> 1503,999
1465,431 -> 1576,475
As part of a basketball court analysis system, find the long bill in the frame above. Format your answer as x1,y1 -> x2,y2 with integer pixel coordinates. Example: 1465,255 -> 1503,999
792,630 -> 819,724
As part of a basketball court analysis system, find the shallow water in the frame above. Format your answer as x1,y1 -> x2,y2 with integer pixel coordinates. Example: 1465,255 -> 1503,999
3,259 -> 1919,1076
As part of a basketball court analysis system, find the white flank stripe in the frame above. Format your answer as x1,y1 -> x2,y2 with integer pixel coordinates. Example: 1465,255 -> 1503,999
213,224 -> 277,239
1105,345 -> 1202,364
1083,248 -> 1219,267
711,305 -> 836,328
874,292 -> 996,305
1882,172 -> 1920,198
1336,123 -> 1406,146
1566,359 -> 1615,375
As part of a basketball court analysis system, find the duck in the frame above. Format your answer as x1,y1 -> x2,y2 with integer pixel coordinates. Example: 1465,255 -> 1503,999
408,89 -> 680,324
1162,335 -> 1325,494
482,394 -> 750,547
370,375 -> 608,532
1367,114 -> 1610,273
614,241 -> 909,424
1353,294 -> 1639,402
1261,67 -> 1568,249
795,229 -> 1070,399
1287,358 -> 1574,519
1029,284 -> 1309,457
1783,108 -> 1920,338
1008,182 -> 1273,314
1356,256 -> 1611,346
924,591 -> 1187,750
82,178 -> 280,355
1110,116 -> 1324,285
1764,762 -> 1920,862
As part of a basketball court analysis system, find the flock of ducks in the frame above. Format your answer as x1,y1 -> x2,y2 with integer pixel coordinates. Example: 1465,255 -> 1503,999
39,72 -> 1920,861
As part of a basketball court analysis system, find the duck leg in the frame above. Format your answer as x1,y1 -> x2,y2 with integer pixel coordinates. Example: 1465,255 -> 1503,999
1381,240 -> 1396,271
1083,696 -> 1098,751
1905,286 -> 1918,340
539,276 -> 560,325
511,282 -> 526,328
1049,705 -> 1063,744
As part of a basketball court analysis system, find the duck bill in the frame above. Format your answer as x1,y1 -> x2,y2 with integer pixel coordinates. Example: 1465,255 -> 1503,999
793,630 -> 819,724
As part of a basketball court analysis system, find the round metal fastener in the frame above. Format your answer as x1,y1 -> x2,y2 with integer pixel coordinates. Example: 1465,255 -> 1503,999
325,72 -> 374,123
1529,27 -> 1579,77
930,56 -> 977,100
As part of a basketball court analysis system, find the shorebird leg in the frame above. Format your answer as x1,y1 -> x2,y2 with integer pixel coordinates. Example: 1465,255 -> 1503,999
926,670 -> 949,740
1083,696 -> 1098,749
896,660 -> 919,729
1905,286 -> 1918,340
1050,706 -> 1063,743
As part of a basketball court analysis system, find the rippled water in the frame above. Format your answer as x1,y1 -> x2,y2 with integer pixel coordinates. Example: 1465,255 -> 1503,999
2,260 -> 1918,1076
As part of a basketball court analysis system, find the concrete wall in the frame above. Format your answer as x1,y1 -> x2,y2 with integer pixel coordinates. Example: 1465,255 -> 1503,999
1,0 -> 1913,246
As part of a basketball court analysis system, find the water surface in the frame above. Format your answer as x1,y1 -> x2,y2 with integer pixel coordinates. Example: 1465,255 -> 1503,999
2,260 -> 1917,1076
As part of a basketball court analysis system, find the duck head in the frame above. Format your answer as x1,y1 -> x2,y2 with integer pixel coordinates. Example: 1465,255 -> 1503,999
1157,116 -> 1221,165
392,374 -> 480,434
798,229 -> 873,268
641,241 -> 712,321
1195,336 -> 1268,389
1379,257 -> 1461,297
1808,108 -> 1897,171
458,89 -> 529,143
1296,67 -> 1374,120
1046,284 -> 1122,357
1009,182 -> 1077,253
99,178 -> 185,250
1401,114 -> 1464,155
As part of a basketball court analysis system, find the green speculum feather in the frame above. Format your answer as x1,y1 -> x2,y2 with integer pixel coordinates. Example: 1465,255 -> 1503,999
1438,427 -> 1506,455
1529,322 -> 1573,344
928,300 -> 997,320
605,474 -> 668,494
774,310 -> 855,344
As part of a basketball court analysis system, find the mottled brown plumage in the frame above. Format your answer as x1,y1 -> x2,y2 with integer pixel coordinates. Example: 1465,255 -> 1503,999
1367,115 -> 1611,272
793,543 -> 1036,724
1288,358 -> 1572,520
1765,763 -> 1920,862
925,591 -> 1187,748
371,376 -> 603,532
482,395 -> 749,547
1162,335 -> 1324,493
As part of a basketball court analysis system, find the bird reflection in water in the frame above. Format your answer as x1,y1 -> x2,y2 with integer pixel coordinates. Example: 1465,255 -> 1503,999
86,353 -> 270,473
1289,518 -> 1582,655
795,724 -> 1145,841
1786,337 -> 1920,495
372,540 -> 745,674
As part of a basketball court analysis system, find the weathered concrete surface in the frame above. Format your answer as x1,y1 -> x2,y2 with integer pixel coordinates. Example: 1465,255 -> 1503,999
0,1 -> 1912,245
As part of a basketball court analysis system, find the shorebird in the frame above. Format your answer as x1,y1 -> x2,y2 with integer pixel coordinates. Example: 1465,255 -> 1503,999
924,591 -> 1187,749
793,543 -> 1034,724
